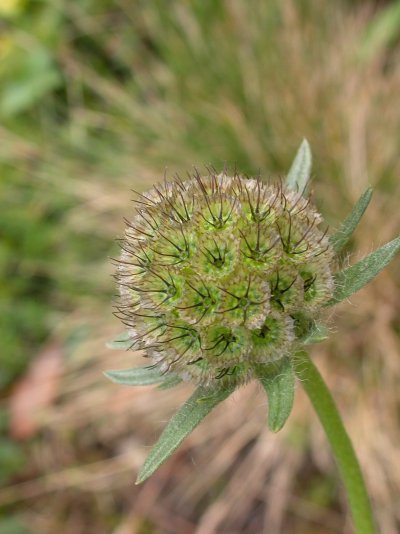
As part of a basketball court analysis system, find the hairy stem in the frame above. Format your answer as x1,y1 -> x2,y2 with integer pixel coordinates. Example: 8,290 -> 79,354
294,351 -> 375,534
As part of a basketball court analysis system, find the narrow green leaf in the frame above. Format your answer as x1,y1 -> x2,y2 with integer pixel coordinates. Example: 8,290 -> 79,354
157,374 -> 183,390
136,385 -> 234,483
106,331 -> 133,350
330,187 -> 373,253
104,366 -> 164,386
259,357 -> 295,432
286,139 -> 312,194
327,236 -> 400,306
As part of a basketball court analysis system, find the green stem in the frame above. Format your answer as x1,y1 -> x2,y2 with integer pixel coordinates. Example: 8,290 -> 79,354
294,351 -> 375,534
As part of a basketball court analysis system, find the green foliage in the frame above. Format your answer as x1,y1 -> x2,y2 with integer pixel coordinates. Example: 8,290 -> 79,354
301,322 -> 329,344
330,187 -> 373,253
259,357 -> 295,432
0,174 -> 61,387
136,384 -> 235,484
157,374 -> 183,390
0,49 -> 62,117
0,1 -> 64,118
104,366 -> 166,386
286,139 -> 312,194
328,236 -> 400,305
0,171 -> 112,388
106,331 -> 134,350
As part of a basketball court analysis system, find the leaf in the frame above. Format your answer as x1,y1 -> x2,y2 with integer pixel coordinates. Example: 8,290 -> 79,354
259,357 -> 295,432
136,385 -> 234,483
327,236 -> 400,306
302,322 -> 329,344
330,187 -> 373,253
157,374 -> 183,390
104,366 -> 164,386
106,331 -> 133,350
286,139 -> 312,194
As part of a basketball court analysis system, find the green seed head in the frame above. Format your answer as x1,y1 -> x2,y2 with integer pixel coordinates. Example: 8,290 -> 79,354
115,172 -> 334,386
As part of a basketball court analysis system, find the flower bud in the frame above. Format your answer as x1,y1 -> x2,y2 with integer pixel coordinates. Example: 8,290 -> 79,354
115,172 -> 334,386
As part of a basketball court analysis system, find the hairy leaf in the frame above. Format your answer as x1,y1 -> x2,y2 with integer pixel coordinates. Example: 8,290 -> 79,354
259,357 -> 295,432
327,236 -> 400,305
136,385 -> 234,483
331,188 -> 373,253
286,139 -> 312,194
302,322 -> 329,344
104,366 -> 164,386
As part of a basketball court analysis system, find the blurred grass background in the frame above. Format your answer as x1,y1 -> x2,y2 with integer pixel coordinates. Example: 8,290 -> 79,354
1,0 -> 400,532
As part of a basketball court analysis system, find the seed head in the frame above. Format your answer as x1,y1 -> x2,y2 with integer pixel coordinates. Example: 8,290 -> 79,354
115,172 -> 334,386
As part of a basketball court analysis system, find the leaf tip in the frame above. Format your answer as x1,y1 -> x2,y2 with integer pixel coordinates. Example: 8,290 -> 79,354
301,137 -> 310,148
135,464 -> 156,484
269,421 -> 284,433
286,138 -> 313,193
135,473 -> 146,485
103,370 -> 118,383
364,185 -> 374,202
299,137 -> 312,158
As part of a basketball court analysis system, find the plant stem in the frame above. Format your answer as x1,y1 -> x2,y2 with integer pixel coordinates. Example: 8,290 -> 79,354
293,351 -> 375,534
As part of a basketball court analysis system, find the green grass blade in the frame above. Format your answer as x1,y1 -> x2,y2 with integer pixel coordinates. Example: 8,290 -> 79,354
104,366 -> 164,386
259,357 -> 295,432
294,351 -> 375,534
327,236 -> 400,306
286,139 -> 312,194
330,187 -> 373,253
136,385 -> 234,484
358,2 -> 400,63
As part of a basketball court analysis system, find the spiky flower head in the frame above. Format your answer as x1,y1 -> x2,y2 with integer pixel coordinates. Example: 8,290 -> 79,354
115,171 -> 334,386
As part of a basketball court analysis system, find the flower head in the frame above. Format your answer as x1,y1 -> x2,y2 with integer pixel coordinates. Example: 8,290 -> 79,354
115,171 -> 334,386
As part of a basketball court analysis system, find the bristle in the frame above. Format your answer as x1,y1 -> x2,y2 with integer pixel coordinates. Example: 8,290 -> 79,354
114,170 -> 335,386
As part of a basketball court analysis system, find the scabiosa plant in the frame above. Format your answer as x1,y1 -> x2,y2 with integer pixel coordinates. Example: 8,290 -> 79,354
107,140 -> 400,534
